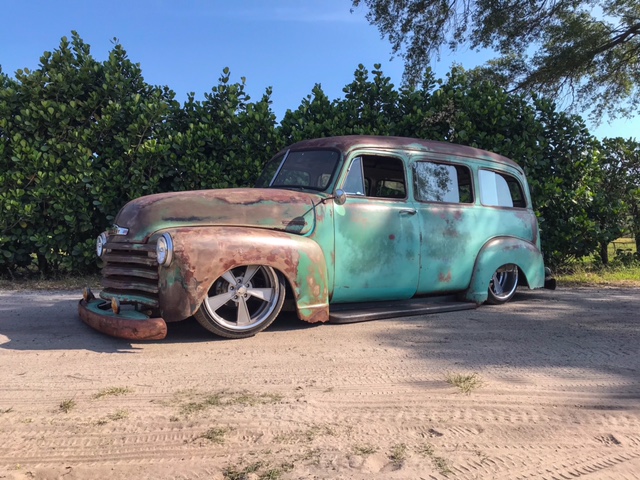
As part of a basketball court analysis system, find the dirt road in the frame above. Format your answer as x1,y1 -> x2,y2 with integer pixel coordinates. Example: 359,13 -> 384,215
1,287 -> 639,479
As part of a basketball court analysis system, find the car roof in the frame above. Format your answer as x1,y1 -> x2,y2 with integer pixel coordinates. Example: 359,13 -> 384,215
282,135 -> 522,171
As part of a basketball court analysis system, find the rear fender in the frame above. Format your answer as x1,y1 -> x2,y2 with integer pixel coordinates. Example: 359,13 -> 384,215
464,236 -> 546,304
158,227 -> 329,323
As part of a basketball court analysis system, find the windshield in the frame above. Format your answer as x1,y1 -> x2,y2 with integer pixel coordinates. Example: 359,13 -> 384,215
255,149 -> 341,191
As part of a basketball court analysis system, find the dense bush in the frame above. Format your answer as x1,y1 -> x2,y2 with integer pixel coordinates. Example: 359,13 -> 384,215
1,35 -> 637,276
0,34 -> 279,276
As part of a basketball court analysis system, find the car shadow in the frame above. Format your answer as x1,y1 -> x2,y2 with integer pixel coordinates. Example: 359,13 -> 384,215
0,291 -> 318,352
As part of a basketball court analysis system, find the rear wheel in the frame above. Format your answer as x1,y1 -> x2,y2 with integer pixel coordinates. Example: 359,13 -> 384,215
194,265 -> 285,338
486,264 -> 519,305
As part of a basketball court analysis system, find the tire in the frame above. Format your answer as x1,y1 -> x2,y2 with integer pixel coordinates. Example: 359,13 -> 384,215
486,264 -> 519,305
194,265 -> 286,338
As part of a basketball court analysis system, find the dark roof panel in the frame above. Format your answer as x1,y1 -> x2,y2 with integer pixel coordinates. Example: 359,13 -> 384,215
282,135 -> 520,169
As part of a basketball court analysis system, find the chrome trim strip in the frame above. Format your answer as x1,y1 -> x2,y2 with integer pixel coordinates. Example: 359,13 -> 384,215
108,225 -> 129,236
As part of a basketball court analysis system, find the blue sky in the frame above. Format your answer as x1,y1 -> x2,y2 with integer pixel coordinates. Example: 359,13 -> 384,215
1,0 -> 636,140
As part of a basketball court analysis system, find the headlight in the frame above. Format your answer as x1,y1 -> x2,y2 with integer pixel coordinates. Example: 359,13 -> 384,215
156,233 -> 173,266
96,232 -> 108,258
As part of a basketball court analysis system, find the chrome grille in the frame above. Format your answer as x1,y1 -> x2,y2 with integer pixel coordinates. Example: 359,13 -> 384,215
100,241 -> 159,308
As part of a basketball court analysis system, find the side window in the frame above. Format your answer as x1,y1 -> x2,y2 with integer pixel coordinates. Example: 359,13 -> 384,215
414,161 -> 473,203
343,155 -> 407,199
479,170 -> 526,208
343,157 -> 365,195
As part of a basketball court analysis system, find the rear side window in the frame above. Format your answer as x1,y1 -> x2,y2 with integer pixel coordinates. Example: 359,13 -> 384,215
479,170 -> 526,208
414,161 -> 473,203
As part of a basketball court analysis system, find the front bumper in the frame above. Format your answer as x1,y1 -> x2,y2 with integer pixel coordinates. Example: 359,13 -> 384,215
78,297 -> 167,340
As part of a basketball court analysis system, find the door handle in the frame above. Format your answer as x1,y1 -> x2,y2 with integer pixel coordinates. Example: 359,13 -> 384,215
399,209 -> 417,216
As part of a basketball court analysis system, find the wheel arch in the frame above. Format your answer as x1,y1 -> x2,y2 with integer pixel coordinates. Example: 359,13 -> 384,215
157,226 -> 330,323
463,236 -> 546,304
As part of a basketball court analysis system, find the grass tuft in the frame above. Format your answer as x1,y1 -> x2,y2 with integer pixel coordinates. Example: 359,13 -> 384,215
353,443 -> 378,456
93,387 -> 132,399
95,409 -> 129,425
276,424 -> 337,444
108,409 -> 129,421
223,461 -> 264,480
197,426 -> 231,444
177,390 -> 281,417
389,443 -> 407,466
445,372 -> 483,394
59,399 -> 76,413
418,443 -> 452,476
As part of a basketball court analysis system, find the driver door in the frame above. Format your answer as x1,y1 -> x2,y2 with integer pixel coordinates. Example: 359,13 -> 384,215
331,154 -> 420,303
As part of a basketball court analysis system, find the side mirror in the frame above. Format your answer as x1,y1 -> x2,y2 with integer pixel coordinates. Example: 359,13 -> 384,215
333,189 -> 347,206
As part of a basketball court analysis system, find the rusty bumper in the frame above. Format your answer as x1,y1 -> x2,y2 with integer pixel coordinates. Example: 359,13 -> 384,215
78,298 -> 167,340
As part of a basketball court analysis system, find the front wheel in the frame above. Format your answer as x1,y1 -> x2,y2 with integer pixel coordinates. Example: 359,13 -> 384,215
194,265 -> 286,338
486,264 -> 519,305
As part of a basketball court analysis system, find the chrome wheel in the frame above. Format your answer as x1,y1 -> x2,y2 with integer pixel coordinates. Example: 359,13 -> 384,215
486,264 -> 519,305
195,265 -> 285,338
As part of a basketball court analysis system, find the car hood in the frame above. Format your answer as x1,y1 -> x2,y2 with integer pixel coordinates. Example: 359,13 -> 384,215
112,188 -> 321,242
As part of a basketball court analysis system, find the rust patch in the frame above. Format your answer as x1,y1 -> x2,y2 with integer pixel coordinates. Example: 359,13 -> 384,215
303,308 -> 330,324
158,226 -> 328,323
78,299 -> 167,340
438,271 -> 452,283
114,188 -> 318,242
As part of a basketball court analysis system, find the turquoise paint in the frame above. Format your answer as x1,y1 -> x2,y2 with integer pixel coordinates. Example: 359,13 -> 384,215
465,237 -> 546,303
100,136 -> 551,324
84,298 -> 150,320
331,197 -> 420,302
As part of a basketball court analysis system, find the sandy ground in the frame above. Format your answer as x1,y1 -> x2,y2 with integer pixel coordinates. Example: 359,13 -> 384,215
0,287 -> 639,480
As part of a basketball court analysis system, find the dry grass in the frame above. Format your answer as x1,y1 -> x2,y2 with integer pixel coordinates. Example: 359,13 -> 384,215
389,443 -> 407,466
197,426 -> 231,444
353,443 -> 378,456
445,372 -> 483,394
59,399 -> 76,413
0,274 -> 101,291
557,266 -> 640,287
177,390 -> 282,417
92,387 -> 132,399
96,409 -> 129,425
417,443 -> 452,476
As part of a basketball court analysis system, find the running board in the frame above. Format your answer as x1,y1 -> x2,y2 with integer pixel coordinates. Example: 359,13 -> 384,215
329,295 -> 477,324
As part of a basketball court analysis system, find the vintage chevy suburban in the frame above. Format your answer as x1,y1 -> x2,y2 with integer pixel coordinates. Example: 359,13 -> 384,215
79,136 -> 555,340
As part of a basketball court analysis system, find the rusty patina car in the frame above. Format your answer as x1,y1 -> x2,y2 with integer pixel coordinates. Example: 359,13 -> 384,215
79,136 -> 555,340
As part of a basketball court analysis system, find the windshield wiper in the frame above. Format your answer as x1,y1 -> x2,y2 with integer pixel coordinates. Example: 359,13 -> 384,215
271,185 -> 322,192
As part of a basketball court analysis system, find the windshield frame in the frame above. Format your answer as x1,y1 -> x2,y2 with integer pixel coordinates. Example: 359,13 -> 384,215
256,148 -> 343,192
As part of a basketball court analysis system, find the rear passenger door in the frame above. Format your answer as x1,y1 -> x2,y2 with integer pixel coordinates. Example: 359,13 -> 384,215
413,158 -> 479,293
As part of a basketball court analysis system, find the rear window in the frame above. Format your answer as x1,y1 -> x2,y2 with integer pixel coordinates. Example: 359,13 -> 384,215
479,170 -> 526,208
414,161 -> 473,203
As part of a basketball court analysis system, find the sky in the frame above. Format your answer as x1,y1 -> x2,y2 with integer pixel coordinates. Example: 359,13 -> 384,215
1,0 -> 636,140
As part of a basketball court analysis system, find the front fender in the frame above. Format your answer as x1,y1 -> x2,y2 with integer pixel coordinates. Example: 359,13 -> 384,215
464,236 -> 546,304
157,226 -> 329,323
